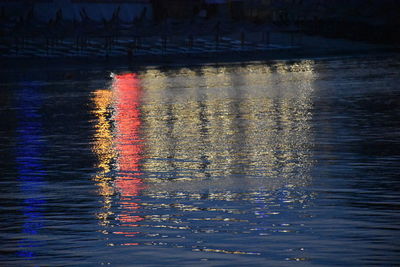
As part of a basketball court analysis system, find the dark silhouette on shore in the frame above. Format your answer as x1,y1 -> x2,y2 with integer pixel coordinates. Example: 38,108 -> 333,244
0,0 -> 398,60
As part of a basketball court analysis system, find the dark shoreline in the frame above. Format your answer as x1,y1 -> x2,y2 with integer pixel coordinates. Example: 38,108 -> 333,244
1,45 -> 399,72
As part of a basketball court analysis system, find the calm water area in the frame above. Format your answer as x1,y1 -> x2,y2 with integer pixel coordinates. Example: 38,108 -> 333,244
0,55 -> 399,266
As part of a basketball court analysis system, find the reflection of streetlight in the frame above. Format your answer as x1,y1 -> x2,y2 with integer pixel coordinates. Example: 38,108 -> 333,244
92,89 -> 115,227
113,73 -> 144,195
112,73 -> 145,238
140,61 -> 315,187
15,84 -> 47,260
92,73 -> 144,243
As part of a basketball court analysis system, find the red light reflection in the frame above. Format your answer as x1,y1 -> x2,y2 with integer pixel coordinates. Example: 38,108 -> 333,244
113,73 -> 144,230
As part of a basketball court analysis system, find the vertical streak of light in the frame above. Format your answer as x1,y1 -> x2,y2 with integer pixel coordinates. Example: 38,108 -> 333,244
112,73 -> 144,239
92,73 -> 145,243
15,84 -> 46,259
92,89 -> 115,226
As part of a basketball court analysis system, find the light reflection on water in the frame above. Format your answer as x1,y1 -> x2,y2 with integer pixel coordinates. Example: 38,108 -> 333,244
93,73 -> 145,242
1,56 -> 400,266
90,60 -> 317,259
15,84 -> 47,260
140,61 -> 315,183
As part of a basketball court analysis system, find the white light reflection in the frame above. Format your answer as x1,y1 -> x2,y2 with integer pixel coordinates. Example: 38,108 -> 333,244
140,60 -> 316,190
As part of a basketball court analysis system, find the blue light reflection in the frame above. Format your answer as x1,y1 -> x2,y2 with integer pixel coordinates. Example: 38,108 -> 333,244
15,84 -> 47,259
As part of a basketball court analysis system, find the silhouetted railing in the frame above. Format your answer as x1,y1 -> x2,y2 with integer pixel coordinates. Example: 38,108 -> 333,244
0,16 -> 303,58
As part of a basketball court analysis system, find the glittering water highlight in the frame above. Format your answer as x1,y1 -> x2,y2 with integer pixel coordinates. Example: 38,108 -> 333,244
1,56 -> 399,266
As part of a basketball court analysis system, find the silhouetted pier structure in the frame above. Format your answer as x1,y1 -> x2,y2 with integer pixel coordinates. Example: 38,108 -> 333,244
0,0 -> 306,59
1,18 -> 302,58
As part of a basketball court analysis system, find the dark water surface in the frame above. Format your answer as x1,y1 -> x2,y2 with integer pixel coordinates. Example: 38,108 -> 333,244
1,56 -> 399,266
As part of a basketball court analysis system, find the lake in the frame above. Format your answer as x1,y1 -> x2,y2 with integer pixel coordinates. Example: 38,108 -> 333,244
1,55 -> 399,266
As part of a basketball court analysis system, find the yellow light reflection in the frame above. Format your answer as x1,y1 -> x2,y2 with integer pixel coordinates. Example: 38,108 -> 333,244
92,89 -> 115,226
140,60 -> 316,190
